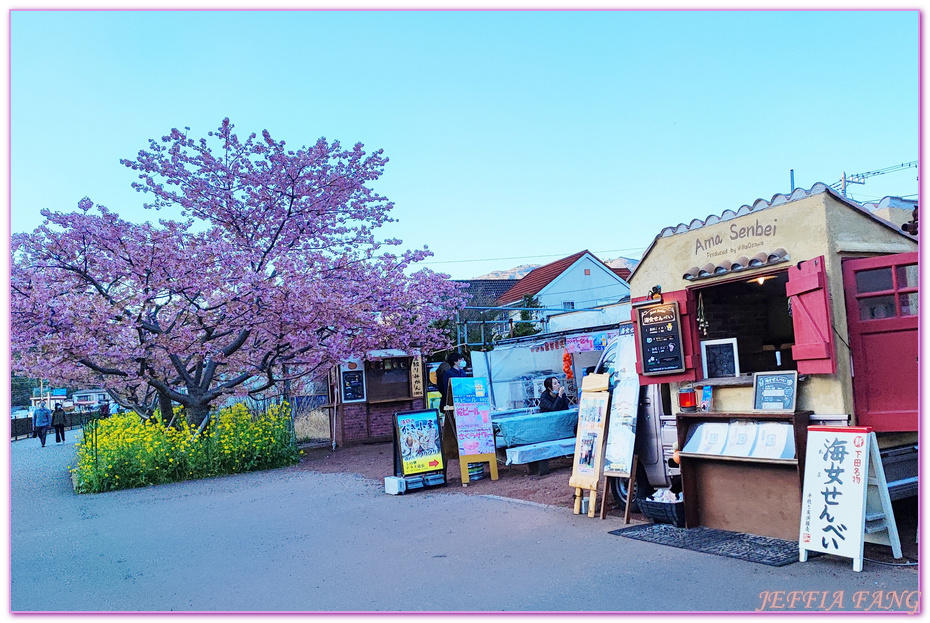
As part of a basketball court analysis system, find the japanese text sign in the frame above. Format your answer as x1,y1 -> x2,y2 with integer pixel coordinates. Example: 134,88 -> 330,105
799,426 -> 871,561
394,410 -> 444,476
449,377 -> 496,456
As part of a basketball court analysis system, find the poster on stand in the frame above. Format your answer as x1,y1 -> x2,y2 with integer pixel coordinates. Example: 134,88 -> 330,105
393,409 -> 444,477
448,377 -> 496,456
569,374 -> 611,490
602,330 -> 640,476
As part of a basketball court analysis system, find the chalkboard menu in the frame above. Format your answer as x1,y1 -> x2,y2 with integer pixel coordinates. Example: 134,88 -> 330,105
752,371 -> 799,412
637,302 -> 686,376
341,369 -> 366,402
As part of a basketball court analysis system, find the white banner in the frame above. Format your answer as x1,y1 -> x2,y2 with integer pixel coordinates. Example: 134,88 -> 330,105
602,332 -> 639,475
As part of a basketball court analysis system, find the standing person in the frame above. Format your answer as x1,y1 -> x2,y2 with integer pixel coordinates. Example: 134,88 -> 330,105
98,400 -> 110,419
51,403 -> 67,444
539,377 -> 570,413
438,352 -> 468,413
33,402 -> 52,448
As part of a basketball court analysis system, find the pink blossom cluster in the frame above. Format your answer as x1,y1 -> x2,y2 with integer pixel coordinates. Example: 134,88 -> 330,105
11,119 -> 465,424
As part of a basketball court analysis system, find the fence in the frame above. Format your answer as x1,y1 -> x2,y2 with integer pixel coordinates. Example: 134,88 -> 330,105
11,410 -> 110,441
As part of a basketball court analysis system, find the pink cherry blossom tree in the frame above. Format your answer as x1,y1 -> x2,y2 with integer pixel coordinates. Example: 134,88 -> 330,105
11,119 -> 463,426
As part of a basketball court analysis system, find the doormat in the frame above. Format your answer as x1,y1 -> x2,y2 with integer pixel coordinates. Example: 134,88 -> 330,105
609,523 -> 805,567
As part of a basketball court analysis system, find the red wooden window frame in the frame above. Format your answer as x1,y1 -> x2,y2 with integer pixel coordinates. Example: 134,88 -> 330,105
632,288 -> 701,385
785,256 -> 837,375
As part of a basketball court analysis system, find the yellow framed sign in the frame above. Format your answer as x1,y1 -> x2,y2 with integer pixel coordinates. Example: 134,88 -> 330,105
393,409 -> 445,477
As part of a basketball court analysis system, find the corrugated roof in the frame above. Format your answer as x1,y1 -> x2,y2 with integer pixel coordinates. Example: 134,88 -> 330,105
496,250 -> 590,305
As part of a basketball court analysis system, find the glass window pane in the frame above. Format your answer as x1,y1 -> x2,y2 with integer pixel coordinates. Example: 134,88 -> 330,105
895,264 -> 919,289
855,268 -> 893,293
365,358 -> 412,401
859,295 -> 896,320
900,292 -> 918,316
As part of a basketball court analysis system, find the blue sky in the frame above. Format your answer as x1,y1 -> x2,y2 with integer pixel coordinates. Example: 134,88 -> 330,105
10,9 -> 919,279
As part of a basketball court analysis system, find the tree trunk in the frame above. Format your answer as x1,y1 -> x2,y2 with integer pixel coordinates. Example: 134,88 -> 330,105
157,389 -> 175,425
186,403 -> 211,428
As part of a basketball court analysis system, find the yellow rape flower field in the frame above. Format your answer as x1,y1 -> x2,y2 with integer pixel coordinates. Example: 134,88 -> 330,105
72,403 -> 301,494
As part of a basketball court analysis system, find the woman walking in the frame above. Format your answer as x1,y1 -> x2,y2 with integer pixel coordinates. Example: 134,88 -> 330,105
51,403 -> 67,444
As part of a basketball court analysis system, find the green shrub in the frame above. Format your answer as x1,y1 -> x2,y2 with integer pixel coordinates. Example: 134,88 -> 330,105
71,402 -> 300,493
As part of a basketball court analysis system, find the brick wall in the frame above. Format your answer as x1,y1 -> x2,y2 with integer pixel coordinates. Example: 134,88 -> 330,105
336,398 -> 426,446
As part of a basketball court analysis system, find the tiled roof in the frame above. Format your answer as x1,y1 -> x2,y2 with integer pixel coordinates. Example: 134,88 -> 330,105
682,248 -> 789,281
456,279 -> 518,305
631,183 -> 916,282
496,251 -> 588,305
610,267 -> 632,282
497,250 -> 614,305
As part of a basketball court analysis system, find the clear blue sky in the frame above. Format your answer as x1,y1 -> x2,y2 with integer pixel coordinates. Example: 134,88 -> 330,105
10,9 -> 918,280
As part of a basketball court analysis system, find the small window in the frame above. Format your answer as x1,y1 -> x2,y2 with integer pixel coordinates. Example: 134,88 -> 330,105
366,358 -> 412,402
694,271 -> 796,375
854,261 -> 918,321
584,269 -> 591,275
562,301 -> 575,310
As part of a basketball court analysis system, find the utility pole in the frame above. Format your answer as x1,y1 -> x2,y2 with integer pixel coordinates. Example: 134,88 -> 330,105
832,161 -> 918,197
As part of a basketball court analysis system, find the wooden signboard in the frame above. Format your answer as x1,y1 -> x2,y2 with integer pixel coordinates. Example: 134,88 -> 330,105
448,377 -> 499,484
410,356 -> 425,398
753,371 -> 799,412
569,373 -> 610,517
636,302 -> 686,376
393,409 -> 445,478
799,427 -> 901,571
602,329 -> 640,477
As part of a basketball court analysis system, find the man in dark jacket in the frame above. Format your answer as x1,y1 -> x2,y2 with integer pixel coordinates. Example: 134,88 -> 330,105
438,352 -> 467,413
538,377 -> 569,412
33,402 -> 52,447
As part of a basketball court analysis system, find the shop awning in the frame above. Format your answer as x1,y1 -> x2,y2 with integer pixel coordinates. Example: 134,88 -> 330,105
682,248 -> 789,281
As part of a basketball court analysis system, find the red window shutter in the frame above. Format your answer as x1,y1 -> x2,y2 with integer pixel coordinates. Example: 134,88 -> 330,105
632,288 -> 701,385
785,256 -> 836,374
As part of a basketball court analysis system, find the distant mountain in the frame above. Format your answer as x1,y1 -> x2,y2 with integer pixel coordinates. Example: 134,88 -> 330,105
473,264 -> 539,280
605,256 -> 640,272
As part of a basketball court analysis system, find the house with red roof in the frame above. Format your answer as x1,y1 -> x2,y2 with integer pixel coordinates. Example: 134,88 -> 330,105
496,250 -> 630,312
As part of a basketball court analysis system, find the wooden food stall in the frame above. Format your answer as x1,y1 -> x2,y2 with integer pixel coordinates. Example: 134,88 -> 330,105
627,184 -> 917,540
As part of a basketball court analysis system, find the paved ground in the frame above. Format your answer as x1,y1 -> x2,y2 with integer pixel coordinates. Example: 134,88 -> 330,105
9,432 -> 920,613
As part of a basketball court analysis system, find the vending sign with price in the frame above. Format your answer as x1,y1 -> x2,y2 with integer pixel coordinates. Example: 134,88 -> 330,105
636,302 -> 686,375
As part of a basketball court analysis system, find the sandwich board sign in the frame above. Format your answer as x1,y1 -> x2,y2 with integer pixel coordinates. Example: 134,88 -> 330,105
393,409 -> 445,478
602,328 -> 640,477
569,373 -> 611,517
799,426 -> 901,571
447,377 -> 498,484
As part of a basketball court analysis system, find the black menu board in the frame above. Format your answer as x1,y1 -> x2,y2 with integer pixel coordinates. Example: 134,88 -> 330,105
637,302 -> 686,376
341,370 -> 366,401
752,371 -> 798,411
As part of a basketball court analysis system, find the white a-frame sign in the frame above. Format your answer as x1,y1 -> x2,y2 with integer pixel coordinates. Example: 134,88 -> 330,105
799,426 -> 902,571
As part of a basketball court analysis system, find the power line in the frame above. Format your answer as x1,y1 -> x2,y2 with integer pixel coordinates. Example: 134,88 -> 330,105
830,161 -> 918,197
420,247 -> 647,266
